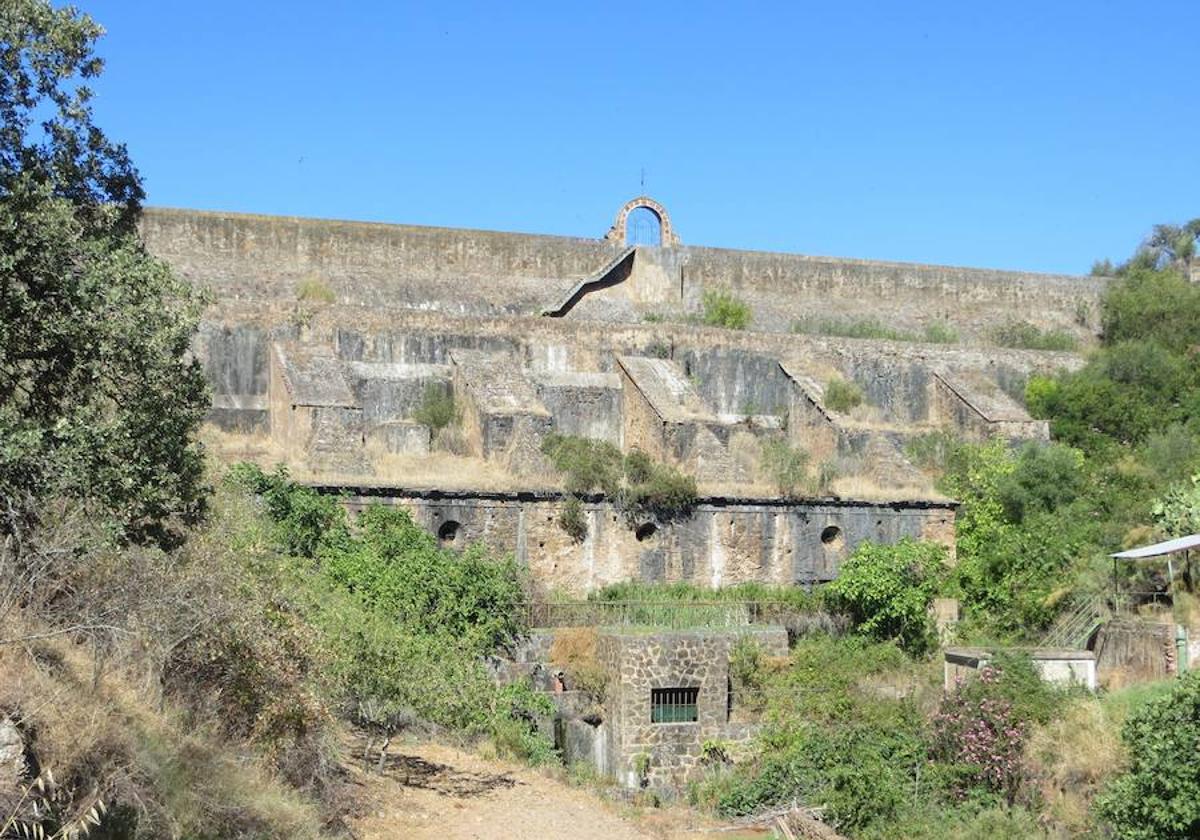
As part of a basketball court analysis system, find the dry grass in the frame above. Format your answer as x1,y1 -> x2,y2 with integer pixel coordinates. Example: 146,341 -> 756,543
548,628 -> 609,704
1025,699 -> 1124,835
0,615 -> 328,839
203,424 -> 940,501
203,425 -> 558,492
830,473 -> 942,502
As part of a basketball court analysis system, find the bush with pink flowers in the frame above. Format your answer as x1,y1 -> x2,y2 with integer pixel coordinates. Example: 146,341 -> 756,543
930,663 -> 1034,805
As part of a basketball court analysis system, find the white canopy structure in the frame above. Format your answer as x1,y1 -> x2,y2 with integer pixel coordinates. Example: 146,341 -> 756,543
1111,533 -> 1200,559
1111,533 -> 1200,586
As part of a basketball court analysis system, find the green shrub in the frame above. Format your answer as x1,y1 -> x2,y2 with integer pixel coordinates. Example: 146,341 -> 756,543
233,468 -> 547,752
823,378 -> 864,413
701,288 -> 752,330
1102,264 -> 1200,351
993,442 -> 1086,524
824,539 -> 947,655
729,636 -> 767,713
1151,474 -> 1200,538
693,636 -> 933,832
789,316 -> 957,345
991,320 -> 1079,352
904,430 -> 960,474
557,496 -> 588,542
1140,424 -> 1200,486
489,681 -> 558,766
227,462 -> 346,557
541,436 -> 698,525
1096,671 -> 1200,839
620,449 -> 699,522
412,383 -> 460,433
295,275 -> 336,304
922,321 -> 959,344
759,438 -> 810,497
541,433 -> 623,496
321,505 -> 525,653
931,663 -> 1034,805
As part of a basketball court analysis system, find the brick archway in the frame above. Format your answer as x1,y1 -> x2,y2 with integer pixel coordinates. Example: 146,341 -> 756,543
604,196 -> 679,247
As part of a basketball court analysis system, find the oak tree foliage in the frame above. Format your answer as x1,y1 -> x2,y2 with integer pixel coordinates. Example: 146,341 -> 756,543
0,0 -> 208,544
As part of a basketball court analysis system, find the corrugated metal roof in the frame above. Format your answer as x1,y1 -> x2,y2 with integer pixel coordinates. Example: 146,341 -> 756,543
1111,533 -> 1200,559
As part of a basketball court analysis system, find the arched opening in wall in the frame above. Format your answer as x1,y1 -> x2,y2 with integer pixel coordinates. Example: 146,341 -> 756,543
820,525 -> 844,551
438,520 -> 461,544
626,206 -> 663,247
635,522 -> 658,542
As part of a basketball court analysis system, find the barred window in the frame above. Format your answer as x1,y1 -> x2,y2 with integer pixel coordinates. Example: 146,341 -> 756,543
650,686 -> 699,723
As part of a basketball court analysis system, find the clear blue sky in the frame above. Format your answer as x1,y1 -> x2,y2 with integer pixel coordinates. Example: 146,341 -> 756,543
85,1 -> 1198,274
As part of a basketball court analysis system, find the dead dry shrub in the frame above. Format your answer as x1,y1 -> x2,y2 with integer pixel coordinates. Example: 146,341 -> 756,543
434,426 -> 471,456
548,628 -> 610,706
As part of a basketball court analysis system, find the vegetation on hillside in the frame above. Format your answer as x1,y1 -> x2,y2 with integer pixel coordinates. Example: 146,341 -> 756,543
541,434 -> 699,524
3,3 -> 1199,838
690,222 -> 1200,837
823,377 -> 864,414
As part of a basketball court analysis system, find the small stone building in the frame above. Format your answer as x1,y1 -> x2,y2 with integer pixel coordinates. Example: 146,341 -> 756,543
540,626 -> 788,790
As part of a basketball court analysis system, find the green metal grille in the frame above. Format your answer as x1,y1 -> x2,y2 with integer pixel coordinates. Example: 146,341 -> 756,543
651,687 -> 699,723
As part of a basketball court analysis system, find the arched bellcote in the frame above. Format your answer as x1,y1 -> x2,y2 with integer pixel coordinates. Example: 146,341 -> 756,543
604,196 -> 679,247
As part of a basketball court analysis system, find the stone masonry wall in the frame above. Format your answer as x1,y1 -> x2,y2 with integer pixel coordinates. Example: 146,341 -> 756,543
601,627 -> 788,789
325,488 -> 957,596
143,208 -> 1106,342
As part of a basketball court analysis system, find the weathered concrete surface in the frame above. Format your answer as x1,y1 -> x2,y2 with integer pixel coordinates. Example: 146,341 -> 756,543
346,361 -> 451,425
450,349 -> 552,465
534,371 -> 623,446
204,305 -> 1080,429
944,647 -> 1097,691
142,207 -> 1106,343
321,486 -> 956,596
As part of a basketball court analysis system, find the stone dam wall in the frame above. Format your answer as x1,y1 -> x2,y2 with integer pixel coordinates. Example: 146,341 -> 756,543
322,486 -> 956,597
141,207 -> 1107,338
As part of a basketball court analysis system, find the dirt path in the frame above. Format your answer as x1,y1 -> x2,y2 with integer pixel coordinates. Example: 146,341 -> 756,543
348,741 -> 654,840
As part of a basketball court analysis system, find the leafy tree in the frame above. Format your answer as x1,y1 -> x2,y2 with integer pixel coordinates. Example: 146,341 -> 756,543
321,504 -> 526,653
1132,220 -> 1200,274
994,442 -> 1086,524
1102,265 -> 1200,350
0,0 -> 208,544
1096,671 -> 1200,840
227,463 -> 346,557
939,440 -> 1096,636
825,538 -> 947,655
